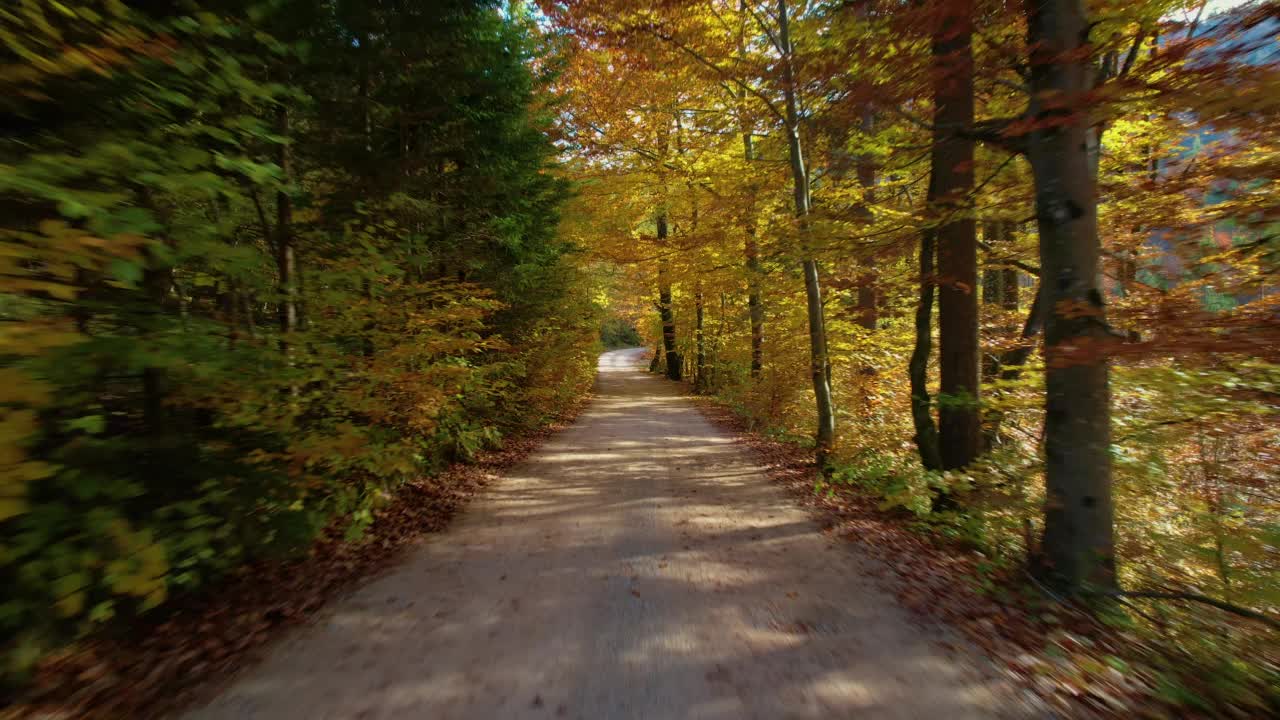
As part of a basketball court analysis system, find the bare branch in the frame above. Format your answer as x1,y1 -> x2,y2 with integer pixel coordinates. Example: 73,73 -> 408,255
888,107 -> 1027,155
978,239 -> 1040,276
1088,590 -> 1280,631
745,3 -> 785,55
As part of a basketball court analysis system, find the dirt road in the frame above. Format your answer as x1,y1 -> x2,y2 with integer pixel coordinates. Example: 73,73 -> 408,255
186,348 -> 1022,720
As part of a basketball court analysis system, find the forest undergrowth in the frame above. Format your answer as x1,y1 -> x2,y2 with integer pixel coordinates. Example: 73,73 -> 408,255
1,0 -> 600,708
3,0 -> 1278,717
547,0 -> 1280,716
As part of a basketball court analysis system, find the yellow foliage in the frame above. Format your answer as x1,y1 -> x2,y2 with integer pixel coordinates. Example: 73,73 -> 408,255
55,590 -> 85,618
0,320 -> 83,355
0,494 -> 28,521
0,370 -> 53,407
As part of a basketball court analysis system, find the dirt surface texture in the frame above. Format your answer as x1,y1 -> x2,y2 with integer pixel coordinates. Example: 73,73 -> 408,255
185,348 -> 1026,720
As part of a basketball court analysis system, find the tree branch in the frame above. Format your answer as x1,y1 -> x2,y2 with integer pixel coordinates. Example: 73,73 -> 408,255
745,3 -> 784,56
640,23 -> 789,125
248,187 -> 275,254
1118,28 -> 1147,78
1088,590 -> 1280,631
979,239 -> 1040,275
889,107 -> 1027,155
962,118 -> 1028,155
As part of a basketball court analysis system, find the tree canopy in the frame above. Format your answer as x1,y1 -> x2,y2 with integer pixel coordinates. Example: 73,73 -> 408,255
2,0 -> 1277,714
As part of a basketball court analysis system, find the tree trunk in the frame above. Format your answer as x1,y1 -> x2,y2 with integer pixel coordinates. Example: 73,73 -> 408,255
227,282 -> 244,348
359,31 -> 373,156
142,258 -> 172,434
656,212 -> 681,381
910,190 -> 944,471
982,221 -> 1003,306
855,109 -> 878,331
1001,223 -> 1020,310
856,284 -> 878,330
982,221 -> 1020,383
694,284 -> 706,392
982,221 -> 1020,309
742,132 -> 764,380
139,188 -> 174,434
778,0 -> 835,467
276,105 -> 298,340
295,258 -> 308,331
243,293 -> 258,339
712,291 -> 728,388
1026,0 -> 1116,593
932,0 -> 980,472
983,280 -> 1044,448
746,232 -> 764,377
1002,282 -> 1044,377
737,6 -> 765,379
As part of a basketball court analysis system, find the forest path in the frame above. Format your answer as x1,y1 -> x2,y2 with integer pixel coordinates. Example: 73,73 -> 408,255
186,348 -> 1020,720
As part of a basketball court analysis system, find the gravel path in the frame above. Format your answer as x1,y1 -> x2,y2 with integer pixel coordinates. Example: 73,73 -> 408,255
185,348 -> 1023,720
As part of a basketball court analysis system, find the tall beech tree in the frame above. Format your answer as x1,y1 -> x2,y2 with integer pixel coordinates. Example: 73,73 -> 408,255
1024,0 -> 1116,592
738,2 -> 767,379
657,210 -> 683,381
778,0 -> 837,465
931,0 -> 982,473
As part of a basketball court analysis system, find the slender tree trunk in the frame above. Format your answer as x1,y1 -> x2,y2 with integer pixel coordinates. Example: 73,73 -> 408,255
295,260 -> 308,331
359,31 -> 373,156
712,291 -> 728,388
72,267 -> 95,334
982,221 -> 1003,306
139,188 -> 174,434
932,0 -> 980,471
210,196 -> 242,348
856,109 -> 877,205
656,212 -> 681,381
856,284 -> 878,330
981,222 -> 1021,310
826,100 -> 878,335
742,132 -> 764,380
737,5 -> 765,379
855,109 -> 878,331
1003,282 -> 1044,377
276,106 -> 298,340
778,0 -> 835,467
226,281 -> 241,347
982,221 -> 1020,383
1117,250 -> 1137,297
1001,223 -> 1020,310
910,182 -> 944,471
1026,0 -> 1116,593
243,293 -> 258,339
694,284 -> 706,392
746,231 -> 764,377
142,259 -> 172,433
983,280 -> 1044,448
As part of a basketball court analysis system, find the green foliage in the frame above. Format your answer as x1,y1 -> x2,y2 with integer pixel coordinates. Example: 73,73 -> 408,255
0,0 -> 594,683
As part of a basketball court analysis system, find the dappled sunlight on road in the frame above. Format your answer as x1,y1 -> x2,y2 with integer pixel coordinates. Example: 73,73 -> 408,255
186,349 -> 1020,720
